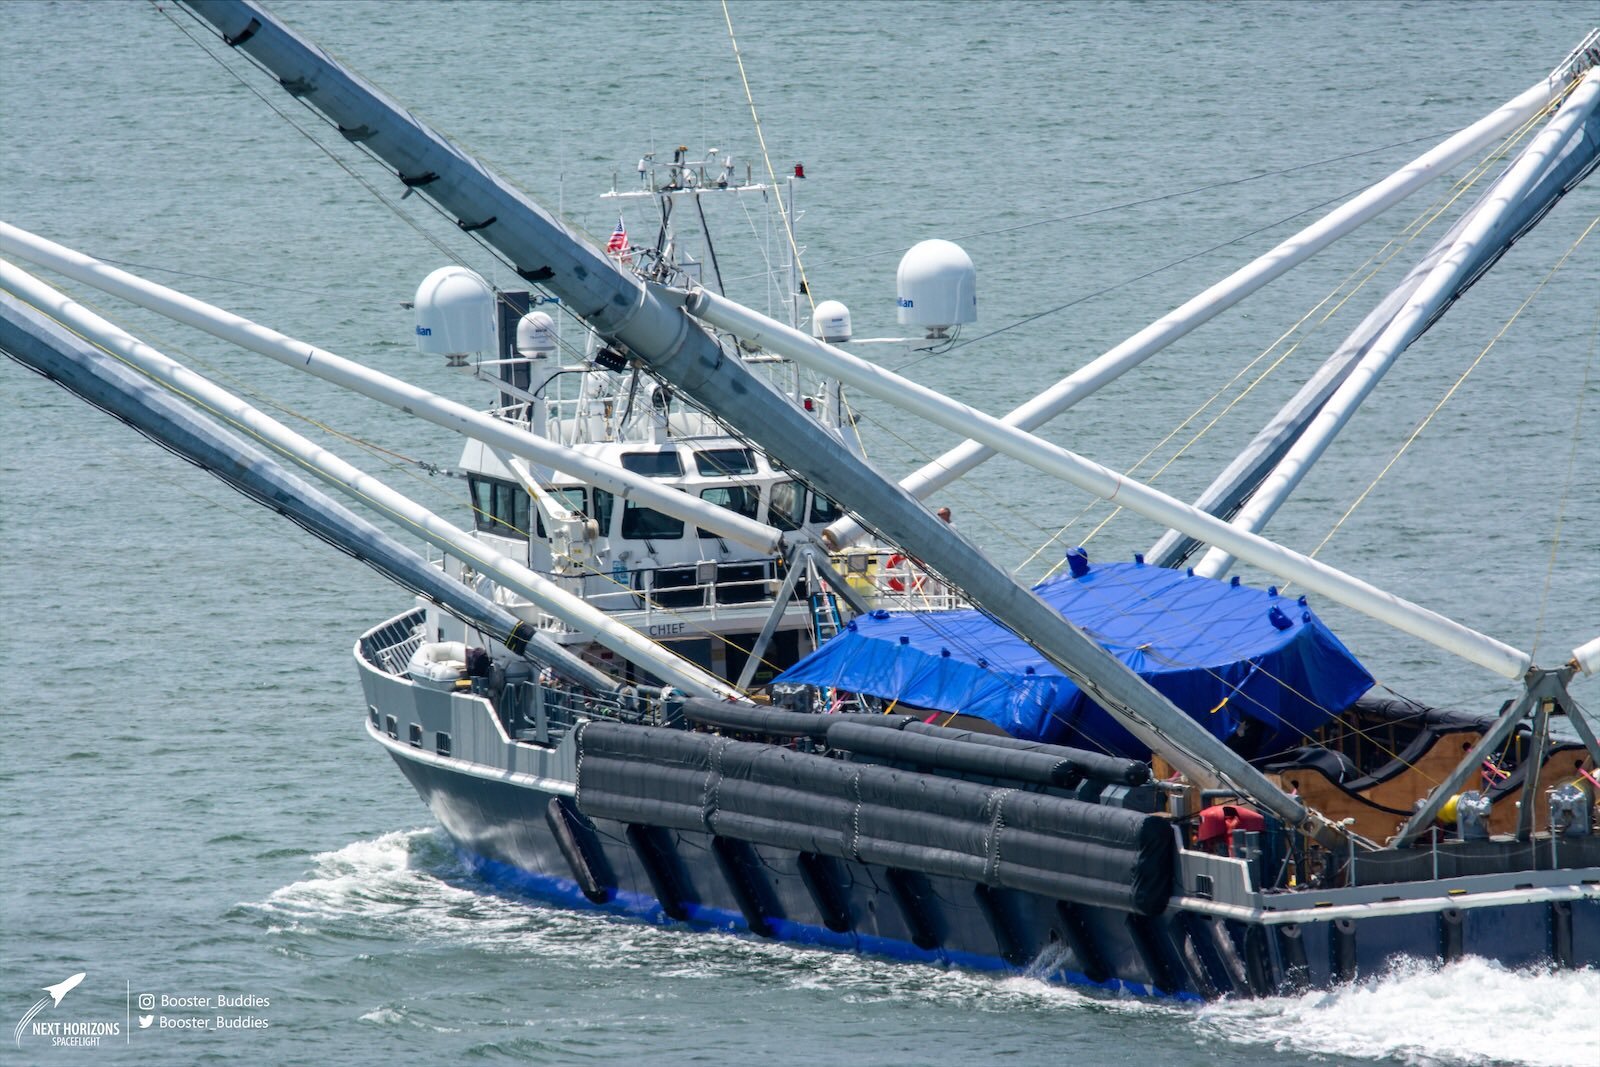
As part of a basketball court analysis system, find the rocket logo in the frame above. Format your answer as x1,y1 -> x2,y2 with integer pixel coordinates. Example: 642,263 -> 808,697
14,971 -> 86,1047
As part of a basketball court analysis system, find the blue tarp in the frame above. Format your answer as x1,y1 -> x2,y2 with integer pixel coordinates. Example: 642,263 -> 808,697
777,562 -> 1372,758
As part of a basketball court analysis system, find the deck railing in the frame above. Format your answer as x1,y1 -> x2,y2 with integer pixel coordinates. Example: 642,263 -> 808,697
357,608 -> 428,676
497,678 -> 659,743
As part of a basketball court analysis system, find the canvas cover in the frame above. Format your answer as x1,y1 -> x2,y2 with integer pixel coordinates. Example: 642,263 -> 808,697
777,562 -> 1373,758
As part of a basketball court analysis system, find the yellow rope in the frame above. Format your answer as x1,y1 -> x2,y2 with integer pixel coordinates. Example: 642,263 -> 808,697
1028,95 -> 1562,576
1307,213 -> 1600,564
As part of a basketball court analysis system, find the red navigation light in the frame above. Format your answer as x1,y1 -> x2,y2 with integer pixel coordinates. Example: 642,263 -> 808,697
793,162 -> 806,179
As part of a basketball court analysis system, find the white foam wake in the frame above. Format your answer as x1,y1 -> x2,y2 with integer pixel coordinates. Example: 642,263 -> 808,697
249,832 -> 1599,1067
1193,957 -> 1600,1067
244,828 -> 526,940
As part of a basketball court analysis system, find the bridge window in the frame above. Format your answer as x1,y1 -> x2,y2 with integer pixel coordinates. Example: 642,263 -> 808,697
621,451 -> 684,478
769,480 -> 805,532
593,489 -> 615,537
694,448 -> 756,476
810,491 -> 844,524
698,486 -> 760,537
621,500 -> 684,540
467,475 -> 530,537
534,487 -> 589,537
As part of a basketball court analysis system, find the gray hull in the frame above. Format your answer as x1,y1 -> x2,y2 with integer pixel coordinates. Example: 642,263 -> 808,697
358,623 -> 1600,999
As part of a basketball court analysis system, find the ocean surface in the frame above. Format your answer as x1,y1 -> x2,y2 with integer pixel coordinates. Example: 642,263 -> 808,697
2,1 -> 1598,1064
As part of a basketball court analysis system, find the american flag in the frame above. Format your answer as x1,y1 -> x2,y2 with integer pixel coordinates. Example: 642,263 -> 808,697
605,216 -> 628,257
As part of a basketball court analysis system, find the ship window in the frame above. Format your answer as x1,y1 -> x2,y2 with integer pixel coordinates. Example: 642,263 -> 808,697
593,489 -> 615,537
469,477 -> 494,531
435,732 -> 452,757
504,482 -> 531,536
620,451 -> 684,478
694,448 -> 756,476
621,500 -> 684,540
698,486 -> 760,537
769,480 -> 805,531
534,487 -> 588,538
385,715 -> 398,740
408,723 -> 423,749
809,491 -> 844,525
467,475 -> 530,537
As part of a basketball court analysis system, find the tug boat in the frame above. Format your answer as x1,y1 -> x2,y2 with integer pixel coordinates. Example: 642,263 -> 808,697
2,1 -> 1598,1000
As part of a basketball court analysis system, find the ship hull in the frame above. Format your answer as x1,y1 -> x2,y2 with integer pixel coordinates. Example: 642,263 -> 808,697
378,732 -> 1600,1000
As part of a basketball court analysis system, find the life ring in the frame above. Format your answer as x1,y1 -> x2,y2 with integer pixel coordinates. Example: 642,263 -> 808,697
884,553 -> 924,593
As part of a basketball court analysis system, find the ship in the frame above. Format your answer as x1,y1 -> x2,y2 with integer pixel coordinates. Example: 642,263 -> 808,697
2,1 -> 1597,1001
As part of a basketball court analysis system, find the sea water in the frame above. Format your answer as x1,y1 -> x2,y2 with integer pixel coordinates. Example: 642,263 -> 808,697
1,2 -> 1596,1064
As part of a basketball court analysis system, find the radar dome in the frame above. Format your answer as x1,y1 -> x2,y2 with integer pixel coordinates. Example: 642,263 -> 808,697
811,300 -> 853,343
516,310 -> 558,358
896,239 -> 976,336
414,266 -> 495,358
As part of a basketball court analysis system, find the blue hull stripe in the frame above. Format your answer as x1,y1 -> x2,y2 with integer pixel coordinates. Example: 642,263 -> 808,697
453,846 -> 1199,1002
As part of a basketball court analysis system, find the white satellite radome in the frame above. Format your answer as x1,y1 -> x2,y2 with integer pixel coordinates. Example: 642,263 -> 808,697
811,299 -> 853,343
516,310 -> 558,358
896,239 -> 976,337
414,266 -> 496,361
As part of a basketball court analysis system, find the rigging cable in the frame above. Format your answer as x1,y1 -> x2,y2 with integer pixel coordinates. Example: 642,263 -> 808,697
693,191 -> 728,295
1530,274 -> 1598,662
720,0 -> 816,324
1013,98 -> 1564,573
913,176 -> 1493,367
1304,214 -> 1599,567
926,89 -> 1578,361
823,130 -> 1465,269
163,4 -> 625,370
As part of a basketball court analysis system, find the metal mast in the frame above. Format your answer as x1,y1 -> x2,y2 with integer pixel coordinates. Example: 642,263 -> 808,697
178,0 -> 1309,823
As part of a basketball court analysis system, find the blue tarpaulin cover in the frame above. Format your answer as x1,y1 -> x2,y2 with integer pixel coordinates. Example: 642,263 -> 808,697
776,562 -> 1373,758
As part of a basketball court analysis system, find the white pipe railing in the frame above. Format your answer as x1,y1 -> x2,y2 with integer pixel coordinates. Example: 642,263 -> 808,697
824,72 -> 1572,548
688,287 -> 1533,681
1194,69 -> 1600,577
0,258 -> 744,702
0,222 -> 785,556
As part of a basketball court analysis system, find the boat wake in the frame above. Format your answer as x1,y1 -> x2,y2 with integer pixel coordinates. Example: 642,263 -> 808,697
247,829 -> 1599,1066
1195,956 -> 1600,1067
243,830 -> 1177,1005
240,827 -> 534,943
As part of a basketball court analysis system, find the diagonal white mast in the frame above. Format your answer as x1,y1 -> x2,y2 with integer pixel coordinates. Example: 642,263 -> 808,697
0,222 -> 785,557
0,257 -> 745,702
1194,67 -> 1600,577
822,70 -> 1575,548
175,0 -> 1317,817
686,287 -> 1533,680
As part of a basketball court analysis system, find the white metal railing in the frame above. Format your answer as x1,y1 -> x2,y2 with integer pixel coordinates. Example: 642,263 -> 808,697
831,550 -> 968,613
